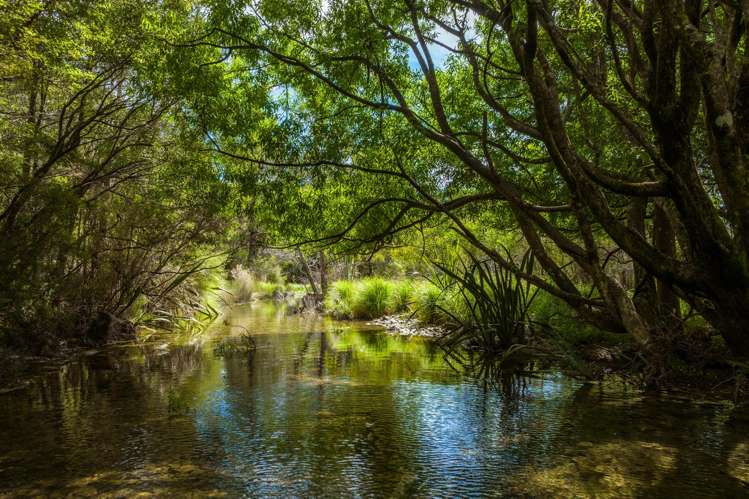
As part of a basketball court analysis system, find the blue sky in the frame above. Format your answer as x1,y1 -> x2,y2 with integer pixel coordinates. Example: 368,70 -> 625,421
407,26 -> 458,71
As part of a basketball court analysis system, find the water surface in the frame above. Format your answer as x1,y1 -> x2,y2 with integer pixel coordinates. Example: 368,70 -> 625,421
1,303 -> 747,497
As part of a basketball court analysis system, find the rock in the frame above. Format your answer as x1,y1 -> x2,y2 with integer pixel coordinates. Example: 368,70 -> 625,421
369,315 -> 445,338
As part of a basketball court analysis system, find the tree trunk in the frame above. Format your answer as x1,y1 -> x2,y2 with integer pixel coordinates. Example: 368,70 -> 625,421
653,200 -> 681,325
627,199 -> 657,327
318,250 -> 328,298
296,248 -> 320,297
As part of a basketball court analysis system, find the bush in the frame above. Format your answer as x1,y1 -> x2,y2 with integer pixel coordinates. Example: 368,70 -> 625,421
530,291 -> 625,348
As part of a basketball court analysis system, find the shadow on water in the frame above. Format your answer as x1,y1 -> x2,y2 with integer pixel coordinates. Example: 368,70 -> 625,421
510,382 -> 749,497
0,302 -> 747,497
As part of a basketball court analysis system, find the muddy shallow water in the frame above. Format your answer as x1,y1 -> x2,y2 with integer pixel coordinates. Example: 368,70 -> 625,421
1,303 -> 747,497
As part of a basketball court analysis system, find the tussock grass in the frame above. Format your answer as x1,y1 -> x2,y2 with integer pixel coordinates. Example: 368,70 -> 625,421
387,281 -> 414,314
325,280 -> 356,318
229,265 -> 256,302
412,283 -> 446,323
324,278 -> 450,321
228,265 -> 308,302
352,278 -> 391,319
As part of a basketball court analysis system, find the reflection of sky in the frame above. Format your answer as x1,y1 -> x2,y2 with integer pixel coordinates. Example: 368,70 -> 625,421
189,328 -> 576,496
389,378 -> 572,495
2,316 -> 747,497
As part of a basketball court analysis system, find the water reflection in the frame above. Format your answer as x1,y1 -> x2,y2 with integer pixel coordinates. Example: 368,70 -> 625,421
0,302 -> 746,497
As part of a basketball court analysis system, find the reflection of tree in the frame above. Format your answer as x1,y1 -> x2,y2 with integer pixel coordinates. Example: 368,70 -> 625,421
212,328 -> 428,496
318,331 -> 327,378
292,331 -> 312,375
0,341 -> 238,494
5,312 -> 745,497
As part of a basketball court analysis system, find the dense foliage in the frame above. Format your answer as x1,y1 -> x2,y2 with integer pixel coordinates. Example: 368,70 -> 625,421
0,1 -> 234,350
166,0 -> 749,367
3,0 -> 749,387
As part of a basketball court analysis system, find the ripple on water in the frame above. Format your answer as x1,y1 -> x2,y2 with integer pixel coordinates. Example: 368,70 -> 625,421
0,302 -> 747,497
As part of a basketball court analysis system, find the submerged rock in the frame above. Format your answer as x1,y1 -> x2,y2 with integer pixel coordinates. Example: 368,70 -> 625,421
513,440 -> 678,497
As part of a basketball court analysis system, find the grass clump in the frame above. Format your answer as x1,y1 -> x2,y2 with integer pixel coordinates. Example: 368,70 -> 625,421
228,265 -> 309,302
323,277 -> 470,323
352,278 -> 392,319
388,281 -> 414,314
255,280 -> 284,297
436,250 -> 537,357
135,262 -> 227,338
325,278 -> 424,320
412,282 -> 444,323
229,265 -> 255,302
287,283 -> 309,294
325,280 -> 356,318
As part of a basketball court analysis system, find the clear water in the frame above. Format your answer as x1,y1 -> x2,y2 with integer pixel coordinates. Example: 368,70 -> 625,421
0,302 -> 747,497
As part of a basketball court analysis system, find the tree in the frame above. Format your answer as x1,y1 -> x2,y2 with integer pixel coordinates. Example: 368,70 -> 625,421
177,0 -> 749,356
0,0 -> 234,347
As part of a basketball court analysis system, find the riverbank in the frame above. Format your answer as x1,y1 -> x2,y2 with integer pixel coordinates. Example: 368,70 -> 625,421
2,292 -> 747,404
357,313 -> 748,403
0,344 -> 125,395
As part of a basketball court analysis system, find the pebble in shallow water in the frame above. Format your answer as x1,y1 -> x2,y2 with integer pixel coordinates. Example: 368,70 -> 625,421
367,315 -> 445,338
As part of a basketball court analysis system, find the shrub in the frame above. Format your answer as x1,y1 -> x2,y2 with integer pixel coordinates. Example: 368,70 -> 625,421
530,291 -> 625,348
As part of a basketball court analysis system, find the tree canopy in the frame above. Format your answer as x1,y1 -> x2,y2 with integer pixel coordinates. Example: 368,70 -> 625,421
2,0 -> 749,361
160,0 -> 749,356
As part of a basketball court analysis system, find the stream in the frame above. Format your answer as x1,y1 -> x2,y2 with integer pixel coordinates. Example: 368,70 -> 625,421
1,302 -> 747,497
